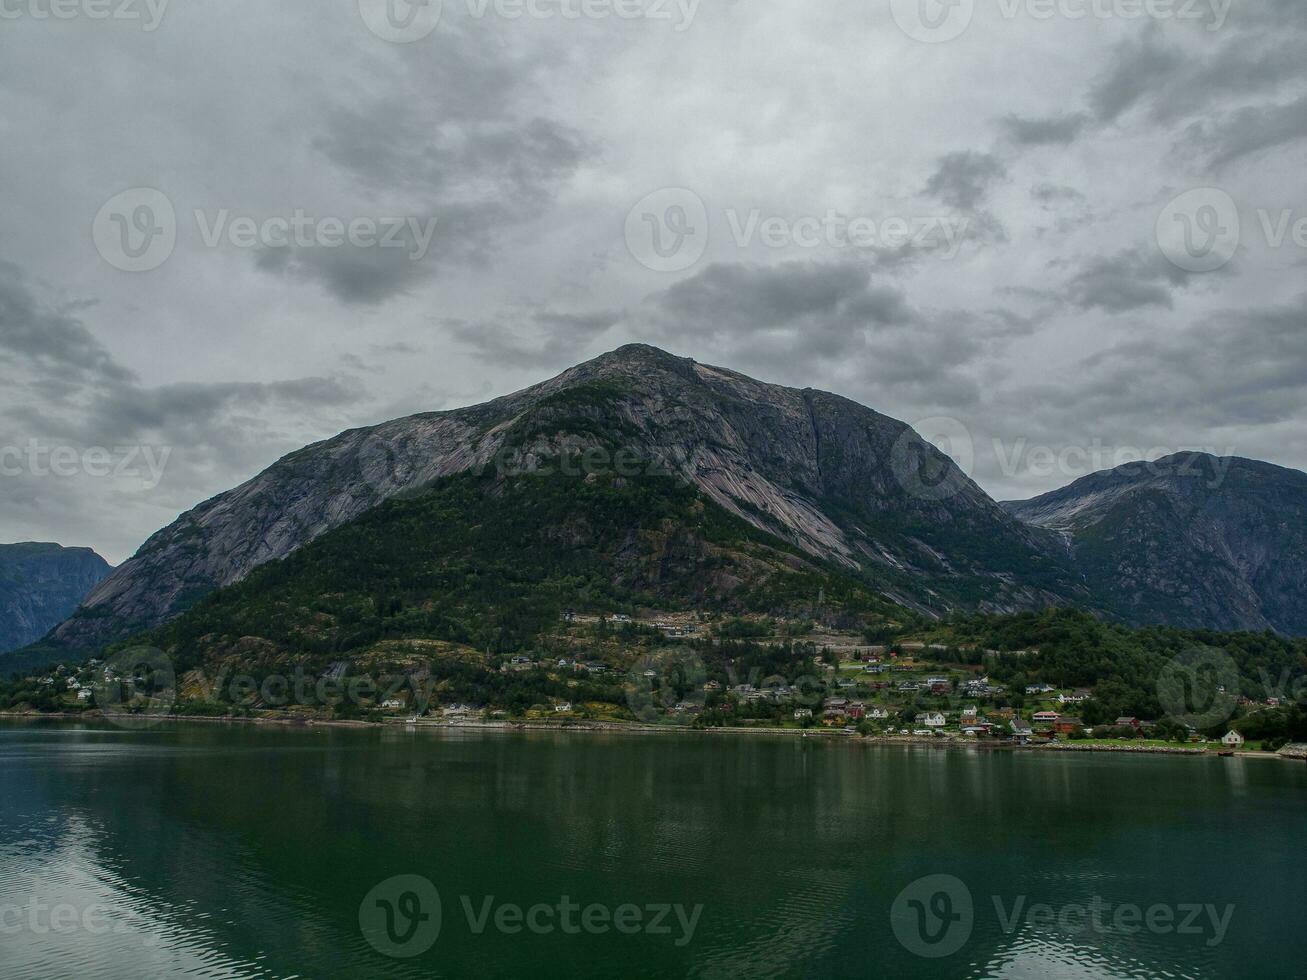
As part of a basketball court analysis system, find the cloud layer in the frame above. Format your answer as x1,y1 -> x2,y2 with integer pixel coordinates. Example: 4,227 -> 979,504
0,1 -> 1304,561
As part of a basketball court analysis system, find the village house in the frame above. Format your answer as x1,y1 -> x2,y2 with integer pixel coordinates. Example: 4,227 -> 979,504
1114,717 -> 1142,731
1010,719 -> 1034,743
1053,717 -> 1084,735
1222,730 -> 1245,748
554,702 -> 572,713
869,707 -> 891,720
1032,711 -> 1061,725
916,711 -> 947,728
794,708 -> 813,720
381,698 -> 405,710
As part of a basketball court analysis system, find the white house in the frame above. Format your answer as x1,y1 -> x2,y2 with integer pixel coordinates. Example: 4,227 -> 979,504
76,689 -> 94,701
1222,730 -> 1245,748
381,699 -> 405,710
917,711 -> 947,728
554,702 -> 573,713
870,707 -> 891,720
794,708 -> 813,720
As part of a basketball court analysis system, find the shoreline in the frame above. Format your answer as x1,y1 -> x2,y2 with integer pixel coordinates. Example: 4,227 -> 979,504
1,710 -> 1299,760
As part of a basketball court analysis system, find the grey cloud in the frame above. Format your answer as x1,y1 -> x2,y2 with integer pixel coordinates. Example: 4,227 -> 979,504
1063,247 -> 1200,313
0,262 -> 134,386
1001,113 -> 1090,146
923,152 -> 1007,211
1180,94 -> 1307,171
638,260 -> 985,404
255,238 -> 439,306
1090,29 -> 1306,128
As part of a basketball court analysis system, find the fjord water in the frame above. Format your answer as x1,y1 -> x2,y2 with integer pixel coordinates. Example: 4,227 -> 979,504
2,722 -> 1304,980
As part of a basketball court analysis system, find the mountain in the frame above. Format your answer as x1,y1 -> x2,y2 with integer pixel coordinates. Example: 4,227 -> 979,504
1003,453 -> 1307,634
37,344 -> 1088,658
144,464 -> 910,670
0,543 -> 112,654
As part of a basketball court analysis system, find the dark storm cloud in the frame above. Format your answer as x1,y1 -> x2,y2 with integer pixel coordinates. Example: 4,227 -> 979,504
0,262 -> 134,385
1089,26 -> 1307,129
255,236 -> 441,307
1001,113 -> 1090,146
636,260 -> 986,405
1180,94 -> 1307,171
1063,247 -> 1200,313
658,261 -> 913,333
1039,298 -> 1307,429
923,152 -> 1007,211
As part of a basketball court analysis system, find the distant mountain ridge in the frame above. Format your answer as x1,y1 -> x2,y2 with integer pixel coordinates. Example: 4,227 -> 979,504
0,543 -> 112,654
1002,453 -> 1307,634
16,347 -> 1307,667
38,344 -> 1087,656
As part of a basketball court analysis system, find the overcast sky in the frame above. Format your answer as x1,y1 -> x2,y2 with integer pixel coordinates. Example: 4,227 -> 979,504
1,0 -> 1304,564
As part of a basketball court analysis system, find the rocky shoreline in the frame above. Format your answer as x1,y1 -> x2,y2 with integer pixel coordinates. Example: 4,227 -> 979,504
5,710 -> 1303,761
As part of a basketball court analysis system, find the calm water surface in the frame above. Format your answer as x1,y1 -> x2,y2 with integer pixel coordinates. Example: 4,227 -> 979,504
1,720 -> 1304,979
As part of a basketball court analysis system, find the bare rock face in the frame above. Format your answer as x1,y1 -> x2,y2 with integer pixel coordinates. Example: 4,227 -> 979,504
1003,453 -> 1307,634
51,344 -> 1086,652
0,543 -> 111,653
